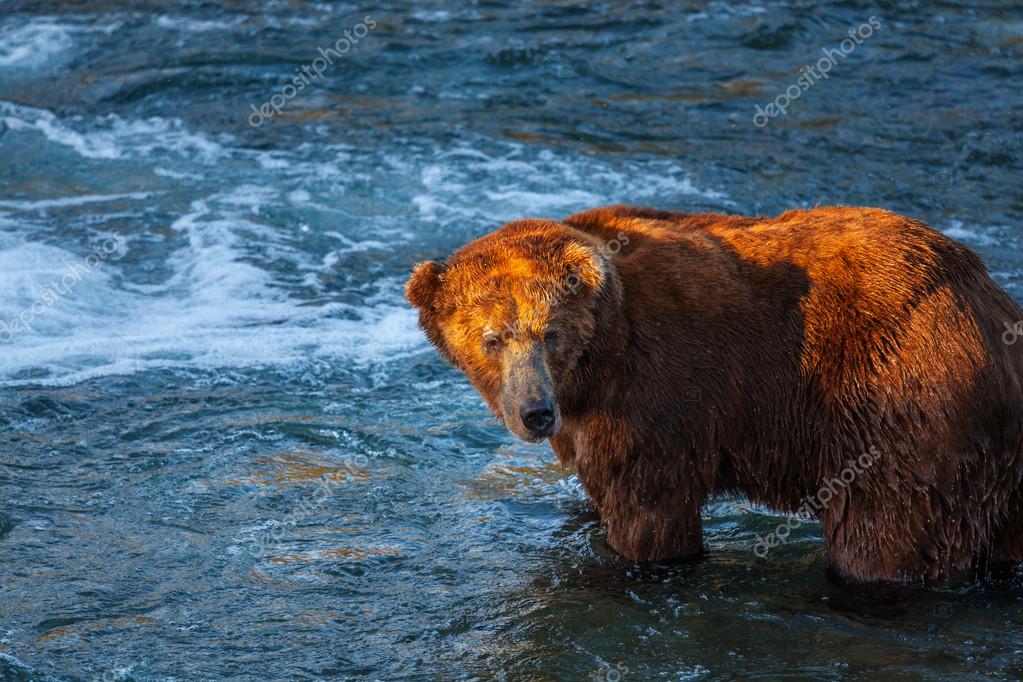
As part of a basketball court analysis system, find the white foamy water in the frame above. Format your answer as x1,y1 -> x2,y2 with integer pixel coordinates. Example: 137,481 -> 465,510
0,201 -> 424,387
409,146 -> 730,225
0,17 -> 122,71
155,15 -> 246,33
0,101 -> 227,162
941,220 -> 1009,247
0,21 -> 73,68
0,192 -> 156,211
0,102 -> 729,387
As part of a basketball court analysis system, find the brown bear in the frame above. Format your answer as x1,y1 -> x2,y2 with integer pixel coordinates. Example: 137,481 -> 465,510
406,204 -> 1023,582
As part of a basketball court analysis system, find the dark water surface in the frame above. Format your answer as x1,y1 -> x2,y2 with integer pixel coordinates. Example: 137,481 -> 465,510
1,1 -> 1022,680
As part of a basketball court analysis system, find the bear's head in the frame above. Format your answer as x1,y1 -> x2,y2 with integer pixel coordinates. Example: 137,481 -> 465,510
406,220 -> 617,442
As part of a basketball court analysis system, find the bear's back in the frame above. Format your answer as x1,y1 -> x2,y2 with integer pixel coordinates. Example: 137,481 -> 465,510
564,203 -> 1023,415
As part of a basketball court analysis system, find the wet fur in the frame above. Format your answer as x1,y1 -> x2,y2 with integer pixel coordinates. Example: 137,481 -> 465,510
407,205 -> 1023,582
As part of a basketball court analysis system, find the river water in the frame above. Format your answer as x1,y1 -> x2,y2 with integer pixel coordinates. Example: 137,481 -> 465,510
1,1 -> 1022,680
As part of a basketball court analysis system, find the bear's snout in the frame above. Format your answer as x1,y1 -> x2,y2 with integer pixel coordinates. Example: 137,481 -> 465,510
500,344 -> 561,442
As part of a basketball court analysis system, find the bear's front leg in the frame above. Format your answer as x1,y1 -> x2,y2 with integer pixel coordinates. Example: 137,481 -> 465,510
601,497 -> 704,563
574,427 -> 707,562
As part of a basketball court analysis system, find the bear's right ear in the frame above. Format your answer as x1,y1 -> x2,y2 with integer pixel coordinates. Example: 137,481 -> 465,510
406,260 -> 446,310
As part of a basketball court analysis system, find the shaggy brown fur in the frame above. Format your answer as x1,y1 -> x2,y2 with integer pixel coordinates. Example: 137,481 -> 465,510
406,205 -> 1023,582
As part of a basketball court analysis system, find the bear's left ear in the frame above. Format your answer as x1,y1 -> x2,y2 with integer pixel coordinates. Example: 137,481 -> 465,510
406,260 -> 446,310
562,242 -> 605,292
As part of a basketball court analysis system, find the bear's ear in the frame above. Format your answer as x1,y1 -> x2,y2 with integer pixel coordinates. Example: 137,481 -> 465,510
562,242 -> 605,292
406,260 -> 446,310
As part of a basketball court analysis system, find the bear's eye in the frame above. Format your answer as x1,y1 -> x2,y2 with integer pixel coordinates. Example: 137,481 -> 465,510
482,334 -> 501,353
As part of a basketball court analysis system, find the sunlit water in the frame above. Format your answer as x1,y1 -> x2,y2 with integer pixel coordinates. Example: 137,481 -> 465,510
1,2 -> 1022,680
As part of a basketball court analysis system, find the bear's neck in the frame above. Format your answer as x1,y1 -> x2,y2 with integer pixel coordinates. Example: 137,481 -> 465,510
562,266 -> 628,414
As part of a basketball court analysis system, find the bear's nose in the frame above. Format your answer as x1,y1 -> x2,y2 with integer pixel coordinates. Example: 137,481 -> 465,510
520,402 -> 555,436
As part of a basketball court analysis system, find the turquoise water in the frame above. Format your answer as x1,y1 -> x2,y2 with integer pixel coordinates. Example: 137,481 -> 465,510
1,2 -> 1022,680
